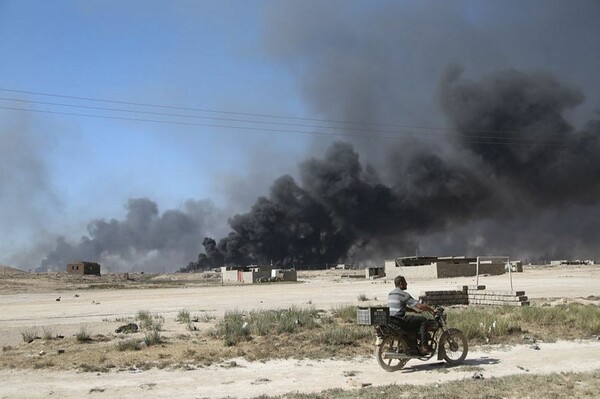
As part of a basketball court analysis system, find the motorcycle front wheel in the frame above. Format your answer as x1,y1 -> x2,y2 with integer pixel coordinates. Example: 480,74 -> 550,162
439,328 -> 468,365
375,335 -> 409,372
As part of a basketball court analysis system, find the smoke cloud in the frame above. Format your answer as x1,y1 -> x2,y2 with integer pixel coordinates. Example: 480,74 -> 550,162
40,198 -> 225,272
38,66 -> 600,270
0,114 -> 63,269
210,67 -> 600,267
30,2 -> 600,270
440,67 -> 600,206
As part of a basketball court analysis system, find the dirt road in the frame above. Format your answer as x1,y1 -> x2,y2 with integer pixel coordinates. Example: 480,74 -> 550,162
1,340 -> 599,398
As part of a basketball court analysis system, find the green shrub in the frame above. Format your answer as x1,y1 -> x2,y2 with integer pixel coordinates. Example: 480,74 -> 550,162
20,327 -> 38,343
316,325 -> 371,346
517,303 -> 600,334
117,339 -> 142,351
444,304 -> 600,342
136,310 -> 163,331
249,306 -> 319,335
211,310 -> 250,346
136,310 -> 152,322
176,309 -> 191,324
75,326 -> 92,342
199,313 -> 216,322
144,331 -> 163,346
331,305 -> 357,323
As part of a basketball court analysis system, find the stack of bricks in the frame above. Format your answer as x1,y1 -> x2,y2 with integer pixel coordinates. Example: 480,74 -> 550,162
419,285 -> 530,307
418,290 -> 469,306
465,285 -> 530,306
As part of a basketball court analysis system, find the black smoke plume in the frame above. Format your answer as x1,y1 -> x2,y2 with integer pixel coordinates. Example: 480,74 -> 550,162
194,68 -> 600,268
37,68 -> 600,271
40,198 -> 224,272
440,67 -> 600,206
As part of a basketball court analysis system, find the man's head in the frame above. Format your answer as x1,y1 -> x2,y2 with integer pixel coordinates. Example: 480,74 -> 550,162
394,275 -> 407,289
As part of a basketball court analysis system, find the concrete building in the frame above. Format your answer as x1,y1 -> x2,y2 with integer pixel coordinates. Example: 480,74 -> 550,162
220,265 -> 297,284
550,259 -> 595,266
365,266 -> 385,279
66,261 -> 101,276
384,256 -> 509,280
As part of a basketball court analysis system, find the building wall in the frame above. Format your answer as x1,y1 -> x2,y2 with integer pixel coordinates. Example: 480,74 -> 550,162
365,267 -> 385,278
436,262 -> 476,278
384,259 -> 507,280
277,269 -> 298,281
248,270 -> 271,283
66,262 -> 101,276
222,269 -> 240,283
384,263 -> 438,280
436,262 -> 506,277
220,267 -> 297,284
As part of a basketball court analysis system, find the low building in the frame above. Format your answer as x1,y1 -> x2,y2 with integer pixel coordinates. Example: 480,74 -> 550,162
66,261 -> 101,276
509,260 -> 523,272
332,264 -> 352,270
551,259 -> 595,266
365,266 -> 385,279
384,256 -> 511,280
221,265 -> 297,284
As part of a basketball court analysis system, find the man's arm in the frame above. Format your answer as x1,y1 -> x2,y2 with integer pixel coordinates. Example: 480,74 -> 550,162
404,293 -> 435,313
413,303 -> 436,313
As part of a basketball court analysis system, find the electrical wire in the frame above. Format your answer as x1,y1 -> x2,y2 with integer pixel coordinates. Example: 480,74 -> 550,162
0,96 -> 576,144
0,88 -> 593,147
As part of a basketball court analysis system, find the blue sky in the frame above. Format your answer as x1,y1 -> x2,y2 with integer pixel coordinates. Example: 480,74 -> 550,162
0,1 -> 310,262
1,1 -> 599,270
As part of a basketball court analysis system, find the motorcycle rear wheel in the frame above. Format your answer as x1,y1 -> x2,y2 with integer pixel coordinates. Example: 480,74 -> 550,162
375,335 -> 409,372
440,328 -> 468,365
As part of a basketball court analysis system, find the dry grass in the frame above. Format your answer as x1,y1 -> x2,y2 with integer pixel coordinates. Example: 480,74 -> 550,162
447,303 -> 600,344
0,271 -> 222,294
2,304 -> 600,373
0,306 -> 371,371
256,370 -> 600,399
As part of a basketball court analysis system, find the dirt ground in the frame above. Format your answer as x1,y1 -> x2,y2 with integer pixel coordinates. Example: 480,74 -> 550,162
1,264 -> 599,398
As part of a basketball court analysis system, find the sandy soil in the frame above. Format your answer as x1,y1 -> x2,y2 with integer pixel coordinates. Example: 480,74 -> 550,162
1,264 -> 599,398
1,340 -> 599,399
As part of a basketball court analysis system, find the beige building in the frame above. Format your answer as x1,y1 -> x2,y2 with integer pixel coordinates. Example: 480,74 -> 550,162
66,261 -> 101,276
365,266 -> 385,279
220,265 -> 297,284
384,256 -> 510,280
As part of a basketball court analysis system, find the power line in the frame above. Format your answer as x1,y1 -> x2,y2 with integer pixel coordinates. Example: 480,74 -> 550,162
0,87 -> 550,137
0,96 -> 577,144
0,104 -> 581,148
0,88 -> 592,147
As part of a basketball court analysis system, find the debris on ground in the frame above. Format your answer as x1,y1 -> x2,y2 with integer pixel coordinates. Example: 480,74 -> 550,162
115,323 -> 139,334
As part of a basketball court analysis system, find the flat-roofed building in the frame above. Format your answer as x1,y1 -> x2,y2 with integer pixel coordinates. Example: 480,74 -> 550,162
66,261 -> 101,276
384,256 -> 509,280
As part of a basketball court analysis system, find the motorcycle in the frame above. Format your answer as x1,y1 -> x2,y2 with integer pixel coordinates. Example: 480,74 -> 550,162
372,306 -> 468,372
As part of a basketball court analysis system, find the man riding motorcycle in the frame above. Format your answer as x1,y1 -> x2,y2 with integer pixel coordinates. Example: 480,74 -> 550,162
387,275 -> 436,354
